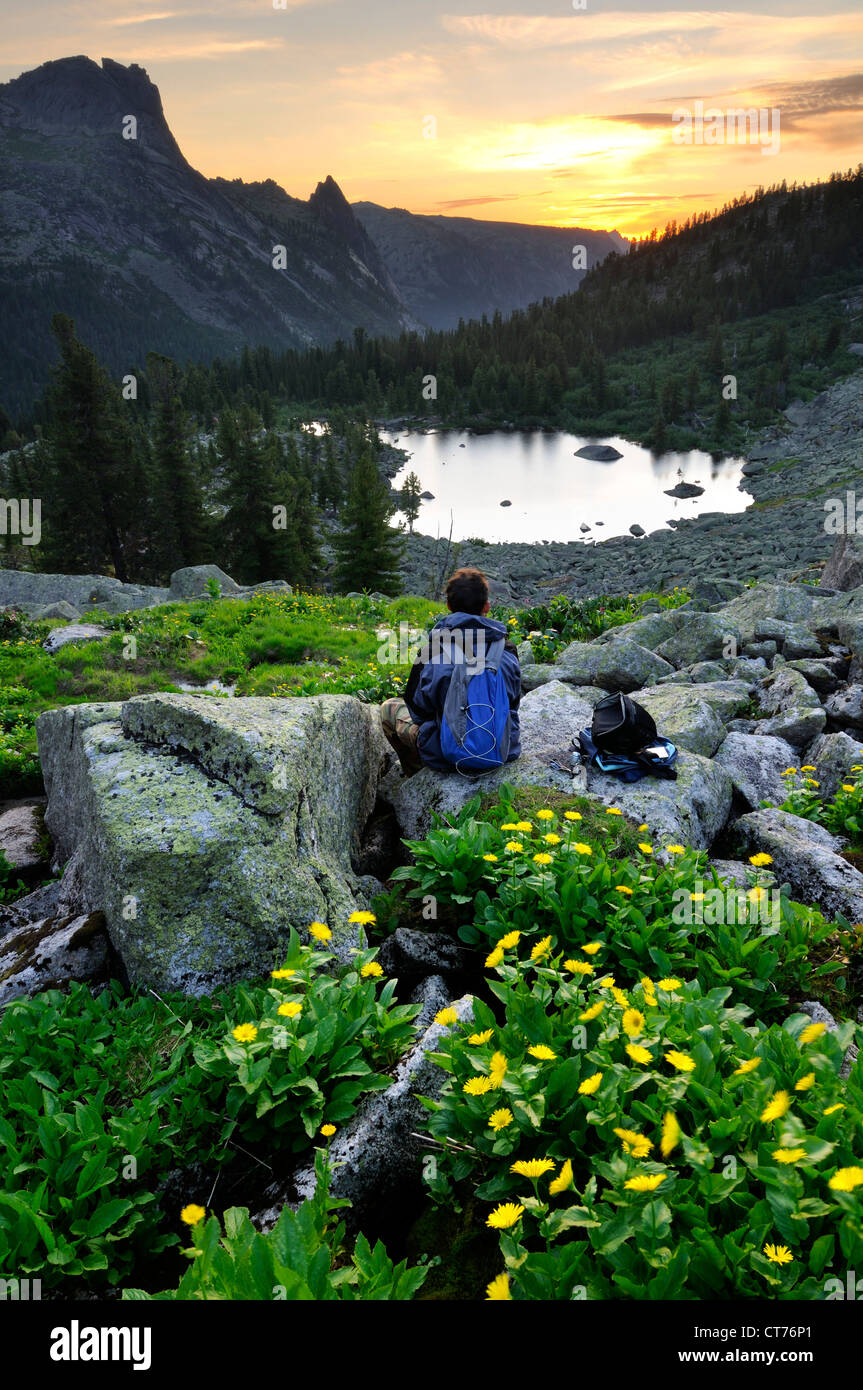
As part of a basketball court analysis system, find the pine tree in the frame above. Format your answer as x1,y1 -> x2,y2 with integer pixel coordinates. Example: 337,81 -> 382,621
400,471 -> 422,533
148,353 -> 209,578
332,450 -> 404,593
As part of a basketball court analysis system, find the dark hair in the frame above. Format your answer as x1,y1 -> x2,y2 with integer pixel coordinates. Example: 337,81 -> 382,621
445,567 -> 489,615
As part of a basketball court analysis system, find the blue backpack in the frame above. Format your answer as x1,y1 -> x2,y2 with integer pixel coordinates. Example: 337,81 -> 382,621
440,636 -> 512,772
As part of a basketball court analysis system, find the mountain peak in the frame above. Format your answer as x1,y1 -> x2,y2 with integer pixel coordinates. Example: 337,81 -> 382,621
0,55 -> 185,163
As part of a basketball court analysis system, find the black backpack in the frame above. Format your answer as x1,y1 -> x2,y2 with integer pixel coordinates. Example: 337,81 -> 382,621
578,692 -> 678,782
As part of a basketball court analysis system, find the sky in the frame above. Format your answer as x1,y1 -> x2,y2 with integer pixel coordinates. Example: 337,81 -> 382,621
2,0 -> 862,237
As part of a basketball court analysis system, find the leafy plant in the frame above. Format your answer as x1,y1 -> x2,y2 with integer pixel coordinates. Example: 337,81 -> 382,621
193,929 -> 420,1148
124,1149 -> 427,1301
777,763 -> 863,849
420,946 -> 863,1300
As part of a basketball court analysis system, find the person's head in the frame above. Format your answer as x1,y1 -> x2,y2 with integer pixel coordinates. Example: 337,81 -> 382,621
445,567 -> 490,615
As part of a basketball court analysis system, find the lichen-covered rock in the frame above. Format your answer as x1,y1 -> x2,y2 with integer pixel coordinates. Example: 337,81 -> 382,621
717,583 -> 827,643
36,693 -> 387,993
167,565 -> 244,600
634,685 -> 727,757
583,751 -> 733,850
0,911 -> 111,1006
42,623 -> 111,655
0,799 -> 48,877
655,612 -> 743,668
755,666 -> 827,747
825,685 -> 863,733
785,659 -> 842,696
801,731 -> 863,798
713,732 -> 798,810
552,638 -> 673,691
731,808 -> 863,923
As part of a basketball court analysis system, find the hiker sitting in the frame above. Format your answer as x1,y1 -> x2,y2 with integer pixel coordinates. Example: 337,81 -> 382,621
380,567 -> 522,776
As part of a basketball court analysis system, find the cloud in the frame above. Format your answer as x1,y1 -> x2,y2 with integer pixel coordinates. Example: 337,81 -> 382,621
436,192 -> 550,208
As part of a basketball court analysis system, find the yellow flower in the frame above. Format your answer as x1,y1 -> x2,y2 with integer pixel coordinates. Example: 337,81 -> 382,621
578,1072 -> 603,1095
549,1159 -> 574,1195
511,1158 -> 555,1178
469,1028 -> 494,1045
485,1272 -> 512,1300
360,961 -> 383,978
537,809 -> 554,820
773,1147 -> 807,1164
543,833 -> 562,845
505,840 -> 524,853
490,1052 -> 508,1086
828,1167 -> 863,1191
800,765 -> 817,772
763,1244 -> 794,1265
308,921 -> 332,942
615,885 -> 634,896
599,976 -> 616,988
530,935 -> 553,960
533,852 -> 553,865
658,1112 -> 680,1159
500,930 -> 521,949
748,886 -> 767,903
180,1204 -> 206,1225
271,968 -> 296,980
485,946 -> 505,969
760,1091 -> 791,1123
515,821 -> 533,832
579,1002 -> 605,1023
612,987 -> 629,1008
804,778 -> 820,788
625,1174 -> 665,1192
614,1127 -> 653,1158
500,823 -> 519,831
852,765 -> 863,772
581,942 -> 603,955
795,1072 -> 816,1091
606,807 -> 623,816
486,1203 -> 524,1229
823,1103 -> 845,1115
626,1043 -> 653,1064
780,767 -> 797,776
638,823 -> 649,831
748,853 -> 773,867
799,1022 -> 827,1046
665,844 -> 685,855
435,1006 -> 458,1027
277,1001 -> 302,1018
842,784 -> 856,793
482,853 -> 499,862
563,811 -> 582,821
638,843 -> 653,854
690,892 -> 705,902
320,1123 -> 336,1137
657,978 -> 682,992
528,1044 -> 557,1061
232,1023 -> 258,1043
564,958 -> 594,976
348,910 -> 376,925
665,1049 -> 696,1072
573,842 -> 593,856
463,1076 -> 495,1096
733,1057 -> 762,1075
622,1008 -> 646,1038
489,1108 -> 514,1131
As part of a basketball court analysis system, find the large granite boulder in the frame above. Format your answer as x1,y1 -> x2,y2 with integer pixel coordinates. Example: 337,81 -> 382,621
552,638 -> 673,691
583,751 -> 733,850
36,693 -> 387,993
802,732 -> 863,799
731,808 -> 863,924
716,583 -> 827,644
713,732 -> 798,810
0,568 -> 169,616
655,612 -> 743,668
0,910 -> 112,1006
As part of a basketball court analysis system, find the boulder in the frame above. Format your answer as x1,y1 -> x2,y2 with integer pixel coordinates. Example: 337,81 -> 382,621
168,565 -> 244,600
665,482 -> 704,498
708,858 -> 751,889
592,612 -> 679,651
584,750 -> 732,850
713,733 -> 798,810
36,693 -> 388,993
378,929 -> 475,981
0,911 -> 112,1007
717,583 -> 826,644
803,732 -> 863,798
553,638 -> 673,691
0,568 -> 168,616
690,578 -> 745,608
825,686 -> 863,733
820,535 -> 863,592
32,601 -> 81,621
785,659 -> 841,696
0,798 -> 49,878
731,808 -> 863,924
690,680 -> 753,722
575,444 -> 622,461
656,612 -> 742,668
517,640 -> 535,667
755,666 -> 827,747
42,623 -> 111,655
635,685 -> 727,757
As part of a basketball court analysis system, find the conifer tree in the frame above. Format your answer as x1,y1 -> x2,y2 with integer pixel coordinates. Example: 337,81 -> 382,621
400,471 -> 422,533
332,449 -> 404,593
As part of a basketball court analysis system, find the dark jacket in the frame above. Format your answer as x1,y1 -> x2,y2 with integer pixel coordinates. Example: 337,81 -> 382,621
403,611 -> 522,771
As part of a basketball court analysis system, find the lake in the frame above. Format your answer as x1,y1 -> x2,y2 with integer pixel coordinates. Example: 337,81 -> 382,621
382,428 -> 750,544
